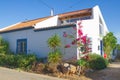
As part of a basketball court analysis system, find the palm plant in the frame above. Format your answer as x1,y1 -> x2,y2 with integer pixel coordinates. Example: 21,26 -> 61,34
47,34 -> 61,52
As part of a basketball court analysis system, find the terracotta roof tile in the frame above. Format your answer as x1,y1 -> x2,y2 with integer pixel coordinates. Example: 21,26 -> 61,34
0,16 -> 51,33
0,8 -> 92,33
58,8 -> 92,20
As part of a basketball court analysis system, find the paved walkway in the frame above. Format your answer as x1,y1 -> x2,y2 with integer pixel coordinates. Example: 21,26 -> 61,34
0,67 -> 66,80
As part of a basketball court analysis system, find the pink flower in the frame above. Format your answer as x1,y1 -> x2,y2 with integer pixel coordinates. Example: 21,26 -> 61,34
84,55 -> 89,60
78,29 -> 83,37
87,38 -> 91,43
65,44 -> 71,48
73,27 -> 77,30
63,32 -> 67,37
81,35 -> 87,44
76,38 -> 80,41
71,40 -> 76,45
77,21 -> 83,28
77,21 -> 81,26
79,25 -> 83,28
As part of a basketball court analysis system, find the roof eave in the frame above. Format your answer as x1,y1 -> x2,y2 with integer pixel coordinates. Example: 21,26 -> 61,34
34,24 -> 76,32
0,26 -> 33,33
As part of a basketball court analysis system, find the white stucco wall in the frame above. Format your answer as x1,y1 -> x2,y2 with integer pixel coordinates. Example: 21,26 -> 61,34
35,16 -> 61,29
78,5 -> 109,55
0,27 -> 77,59
82,19 -> 100,54
93,5 -> 109,35
0,5 -> 109,59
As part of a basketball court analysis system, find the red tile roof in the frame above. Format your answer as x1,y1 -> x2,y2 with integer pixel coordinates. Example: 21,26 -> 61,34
0,8 -> 92,33
58,8 -> 92,20
0,16 -> 51,33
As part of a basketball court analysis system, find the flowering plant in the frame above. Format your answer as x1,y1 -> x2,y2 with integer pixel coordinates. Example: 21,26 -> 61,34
63,20 -> 91,60
63,21 -> 92,75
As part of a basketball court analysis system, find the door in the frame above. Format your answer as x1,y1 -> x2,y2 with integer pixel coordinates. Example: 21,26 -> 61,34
100,40 -> 103,56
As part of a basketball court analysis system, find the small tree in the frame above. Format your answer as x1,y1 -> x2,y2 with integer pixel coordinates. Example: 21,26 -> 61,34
47,34 -> 61,52
116,44 -> 120,50
0,36 -> 9,55
103,32 -> 117,59
47,34 -> 62,63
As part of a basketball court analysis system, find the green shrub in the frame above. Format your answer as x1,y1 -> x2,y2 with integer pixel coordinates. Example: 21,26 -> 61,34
77,59 -> 88,67
0,37 -> 37,70
88,53 -> 108,70
0,36 -> 9,54
47,34 -> 62,64
0,54 -> 17,67
0,53 -> 37,70
48,50 -> 62,63
16,54 -> 37,69
4,54 -> 15,67
0,54 -> 5,65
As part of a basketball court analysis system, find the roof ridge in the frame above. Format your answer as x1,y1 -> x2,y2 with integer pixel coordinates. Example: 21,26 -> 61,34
0,7 -> 93,33
21,8 -> 92,23
58,8 -> 92,16
0,22 -> 21,31
22,16 -> 51,23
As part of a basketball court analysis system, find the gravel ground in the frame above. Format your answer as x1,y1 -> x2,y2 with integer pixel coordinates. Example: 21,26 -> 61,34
0,67 -> 67,80
0,62 -> 120,80
85,62 -> 120,80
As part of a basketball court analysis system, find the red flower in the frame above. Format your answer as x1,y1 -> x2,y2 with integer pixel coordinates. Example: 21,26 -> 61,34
104,53 -> 107,59
87,38 -> 91,43
65,44 -> 71,48
77,21 -> 83,28
78,29 -> 83,37
82,52 -> 86,54
77,21 -> 82,27
84,56 -> 89,60
76,38 -> 80,41
71,40 -> 76,45
81,35 -> 87,44
63,32 -> 67,37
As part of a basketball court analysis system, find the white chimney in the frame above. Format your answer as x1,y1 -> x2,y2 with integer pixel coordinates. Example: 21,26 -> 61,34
50,8 -> 54,16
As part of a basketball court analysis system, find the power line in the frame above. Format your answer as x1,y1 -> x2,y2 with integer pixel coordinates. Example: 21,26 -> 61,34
70,0 -> 81,8
38,0 -> 82,15
62,0 -> 82,12
39,0 -> 54,16
39,0 -> 53,9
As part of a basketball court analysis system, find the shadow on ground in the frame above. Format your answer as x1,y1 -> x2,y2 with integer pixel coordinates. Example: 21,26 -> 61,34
85,62 -> 120,80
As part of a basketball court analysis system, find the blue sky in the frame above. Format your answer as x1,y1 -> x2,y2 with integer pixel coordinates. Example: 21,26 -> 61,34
0,0 -> 120,43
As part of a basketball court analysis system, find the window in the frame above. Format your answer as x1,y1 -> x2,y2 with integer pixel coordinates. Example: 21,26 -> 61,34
99,16 -> 104,35
17,39 -> 27,54
99,24 -> 103,35
87,37 -> 92,52
61,16 -> 91,24
100,40 -> 103,55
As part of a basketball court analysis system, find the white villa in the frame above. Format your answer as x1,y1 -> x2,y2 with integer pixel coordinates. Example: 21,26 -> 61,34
0,5 -> 109,60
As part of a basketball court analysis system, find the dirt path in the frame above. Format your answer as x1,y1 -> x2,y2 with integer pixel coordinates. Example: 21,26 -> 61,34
0,67 -> 67,80
85,62 -> 120,80
0,62 -> 120,80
